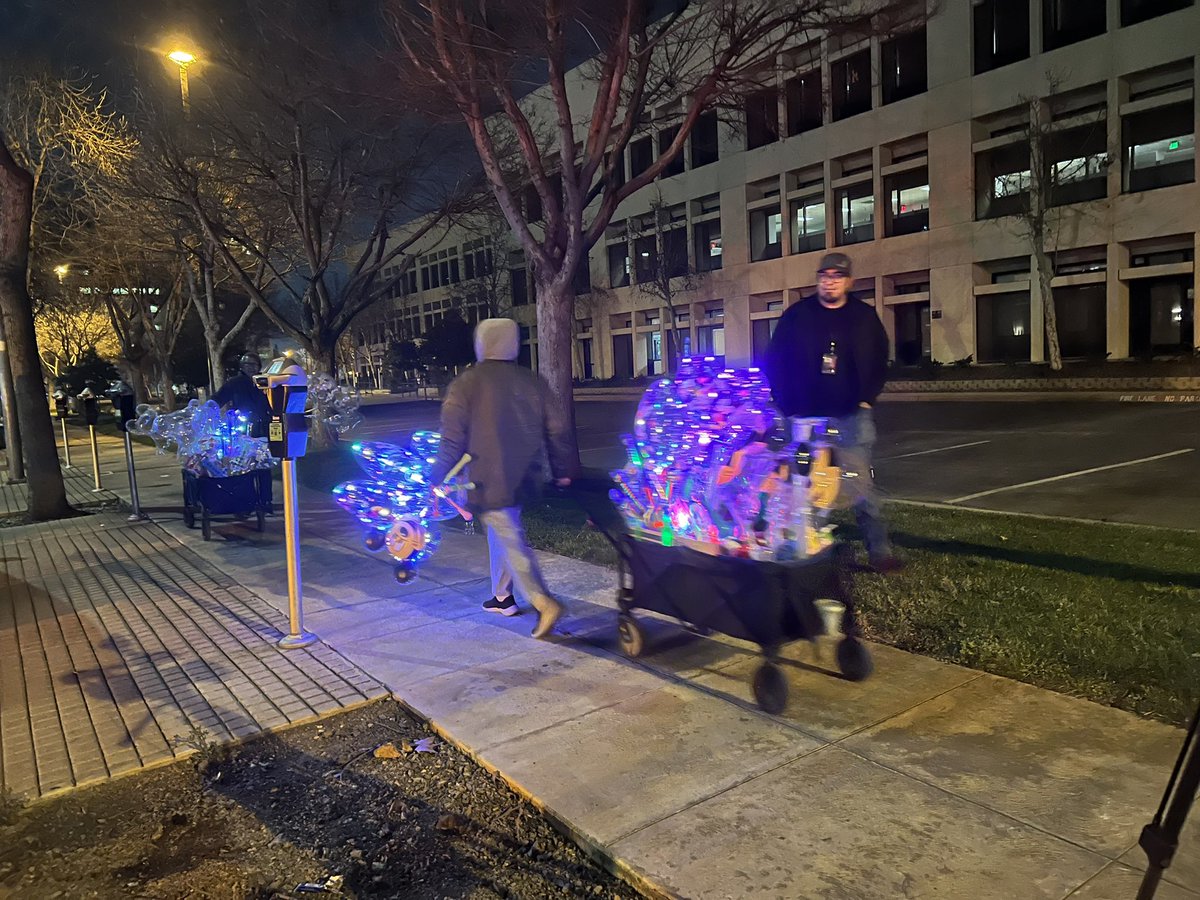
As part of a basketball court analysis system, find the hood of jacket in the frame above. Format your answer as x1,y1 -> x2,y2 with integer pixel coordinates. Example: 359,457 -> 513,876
474,318 -> 520,362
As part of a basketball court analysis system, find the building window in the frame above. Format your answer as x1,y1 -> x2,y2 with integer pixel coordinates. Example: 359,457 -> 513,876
973,0 -> 1030,74
1121,0 -> 1193,27
975,142 -> 1030,219
1047,123 -> 1109,205
1052,284 -> 1108,359
1123,102 -> 1195,192
785,69 -> 822,135
663,228 -> 688,279
573,257 -> 592,295
691,111 -> 719,168
694,218 -> 723,272
791,195 -> 826,253
612,333 -> 634,378
831,49 -> 871,121
751,318 -> 781,363
885,168 -> 929,236
510,267 -> 529,306
745,88 -> 780,150
658,126 -> 684,178
524,184 -> 542,223
750,208 -> 783,261
1043,0 -> 1106,52
1129,273 -> 1194,357
697,322 -> 725,358
634,234 -> 657,283
976,292 -> 1031,362
893,301 -> 932,365
579,338 -> 594,380
630,136 -> 654,179
607,242 -> 630,288
836,182 -> 874,245
881,28 -> 927,105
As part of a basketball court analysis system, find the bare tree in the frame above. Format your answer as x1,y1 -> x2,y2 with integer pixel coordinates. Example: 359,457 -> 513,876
33,282 -> 118,379
631,187 -> 699,313
0,73 -> 135,483
386,0 -> 918,471
0,132 -> 70,515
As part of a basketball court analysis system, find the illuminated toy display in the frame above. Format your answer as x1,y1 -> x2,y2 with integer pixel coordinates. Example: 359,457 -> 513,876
608,357 -> 856,560
332,432 -> 472,583
126,400 -> 276,477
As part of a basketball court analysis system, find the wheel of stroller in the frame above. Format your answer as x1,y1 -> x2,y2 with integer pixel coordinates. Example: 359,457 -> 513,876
364,531 -> 386,552
836,638 -> 874,682
617,614 -> 645,658
394,564 -> 416,584
752,662 -> 788,715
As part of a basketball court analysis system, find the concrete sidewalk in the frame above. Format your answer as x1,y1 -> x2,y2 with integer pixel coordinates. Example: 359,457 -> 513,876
9,426 -> 1200,898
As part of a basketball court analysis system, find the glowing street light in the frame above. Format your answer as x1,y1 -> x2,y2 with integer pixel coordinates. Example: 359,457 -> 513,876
167,49 -> 196,115
53,264 -> 69,283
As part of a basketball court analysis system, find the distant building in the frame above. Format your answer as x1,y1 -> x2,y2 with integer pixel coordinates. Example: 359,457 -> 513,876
363,0 -> 1198,381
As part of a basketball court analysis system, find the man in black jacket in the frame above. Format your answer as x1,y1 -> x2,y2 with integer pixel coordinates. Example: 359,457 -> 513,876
213,353 -> 275,512
765,252 -> 901,572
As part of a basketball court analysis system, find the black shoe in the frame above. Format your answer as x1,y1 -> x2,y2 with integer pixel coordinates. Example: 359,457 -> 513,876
483,596 -> 520,617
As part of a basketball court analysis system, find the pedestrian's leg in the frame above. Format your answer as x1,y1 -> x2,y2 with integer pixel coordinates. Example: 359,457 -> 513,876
483,517 -> 520,616
837,411 -> 894,565
479,507 -> 563,638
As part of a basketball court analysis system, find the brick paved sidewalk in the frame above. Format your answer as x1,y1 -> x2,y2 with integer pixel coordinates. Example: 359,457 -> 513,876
0,512 -> 387,801
0,466 -> 122,518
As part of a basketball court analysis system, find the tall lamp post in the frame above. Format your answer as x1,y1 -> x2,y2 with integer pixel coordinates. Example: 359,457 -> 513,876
167,50 -> 195,115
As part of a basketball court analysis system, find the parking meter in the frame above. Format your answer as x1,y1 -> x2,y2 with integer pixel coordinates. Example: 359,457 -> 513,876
52,389 -> 69,419
254,358 -> 309,459
78,388 -> 99,426
254,355 -> 316,649
106,380 -> 136,431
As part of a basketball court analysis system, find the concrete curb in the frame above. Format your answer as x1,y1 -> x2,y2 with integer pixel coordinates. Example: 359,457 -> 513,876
574,388 -> 1200,403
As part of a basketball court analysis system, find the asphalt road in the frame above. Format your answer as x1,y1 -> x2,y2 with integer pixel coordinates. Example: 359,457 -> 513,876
353,397 -> 1199,531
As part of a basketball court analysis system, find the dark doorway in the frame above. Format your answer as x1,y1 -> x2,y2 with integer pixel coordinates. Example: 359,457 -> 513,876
612,333 -> 634,378
1130,276 -> 1194,357
894,302 -> 931,365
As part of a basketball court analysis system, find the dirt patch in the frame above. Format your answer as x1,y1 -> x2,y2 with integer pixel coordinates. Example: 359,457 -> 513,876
0,700 -> 639,899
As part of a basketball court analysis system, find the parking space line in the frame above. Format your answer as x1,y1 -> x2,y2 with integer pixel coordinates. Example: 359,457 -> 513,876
878,440 -> 991,461
945,448 -> 1196,504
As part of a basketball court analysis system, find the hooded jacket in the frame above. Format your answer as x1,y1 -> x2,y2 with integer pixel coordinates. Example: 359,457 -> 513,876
430,319 -> 572,512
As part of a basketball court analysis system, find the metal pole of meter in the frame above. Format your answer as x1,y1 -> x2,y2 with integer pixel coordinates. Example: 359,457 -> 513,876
61,421 -> 72,467
80,392 -> 103,492
53,393 -> 72,468
88,426 -> 103,491
116,393 -> 146,521
258,357 -> 316,650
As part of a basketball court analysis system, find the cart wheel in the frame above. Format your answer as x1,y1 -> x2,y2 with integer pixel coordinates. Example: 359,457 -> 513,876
183,506 -> 195,529
364,532 -> 386,552
836,638 -> 874,682
617,614 -> 645,658
256,508 -> 266,532
752,662 -> 788,714
394,564 -> 416,584
201,510 -> 211,541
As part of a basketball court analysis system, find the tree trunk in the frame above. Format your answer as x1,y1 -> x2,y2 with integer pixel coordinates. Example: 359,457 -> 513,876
1038,262 -> 1063,370
0,316 -> 25,482
208,331 -> 226,392
0,135 -> 72,520
159,361 -> 177,412
534,276 -> 582,477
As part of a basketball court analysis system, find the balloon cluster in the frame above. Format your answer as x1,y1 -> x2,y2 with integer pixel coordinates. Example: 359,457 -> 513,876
308,373 -> 363,435
332,432 -> 471,583
609,357 -> 852,560
127,400 -> 276,478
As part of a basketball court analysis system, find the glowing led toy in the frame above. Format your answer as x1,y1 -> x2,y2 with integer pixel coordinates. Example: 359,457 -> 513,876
126,400 -> 276,477
609,357 -> 855,560
332,432 -> 471,583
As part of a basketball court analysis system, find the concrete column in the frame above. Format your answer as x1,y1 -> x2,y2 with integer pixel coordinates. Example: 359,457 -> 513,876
724,294 -> 752,367
1194,232 -> 1200,352
1107,242 -> 1131,359
872,145 -> 885,242
875,274 -> 893,360
930,265 -> 976,364
823,159 -> 836,250
594,313 -> 611,380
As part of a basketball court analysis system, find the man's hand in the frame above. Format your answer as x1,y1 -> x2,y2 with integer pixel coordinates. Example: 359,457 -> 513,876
554,477 -> 572,488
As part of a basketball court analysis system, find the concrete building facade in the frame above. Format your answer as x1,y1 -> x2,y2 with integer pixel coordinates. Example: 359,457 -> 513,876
369,0 -> 1198,382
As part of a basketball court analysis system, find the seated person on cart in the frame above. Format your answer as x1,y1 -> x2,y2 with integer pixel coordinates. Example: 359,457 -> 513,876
212,353 -> 274,513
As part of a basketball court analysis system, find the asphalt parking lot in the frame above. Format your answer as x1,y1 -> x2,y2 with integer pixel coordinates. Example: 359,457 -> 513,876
357,397 -> 1198,531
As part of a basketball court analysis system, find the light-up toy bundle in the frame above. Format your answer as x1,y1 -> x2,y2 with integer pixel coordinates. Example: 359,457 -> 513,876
331,432 -> 472,583
127,400 -> 276,477
608,357 -> 855,560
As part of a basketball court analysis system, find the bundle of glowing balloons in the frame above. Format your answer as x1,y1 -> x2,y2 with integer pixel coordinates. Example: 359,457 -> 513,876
127,400 -> 276,477
331,432 -> 472,583
609,357 -> 860,560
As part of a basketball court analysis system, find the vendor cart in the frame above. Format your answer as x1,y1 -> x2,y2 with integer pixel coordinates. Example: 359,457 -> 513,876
578,485 -> 872,714
182,469 -> 268,540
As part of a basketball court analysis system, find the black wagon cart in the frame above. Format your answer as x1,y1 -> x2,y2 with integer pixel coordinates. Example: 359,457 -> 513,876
182,469 -> 269,540
576,486 -> 873,714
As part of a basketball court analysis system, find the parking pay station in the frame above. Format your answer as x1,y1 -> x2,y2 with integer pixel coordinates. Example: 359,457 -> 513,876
52,388 -> 71,468
256,356 -> 316,649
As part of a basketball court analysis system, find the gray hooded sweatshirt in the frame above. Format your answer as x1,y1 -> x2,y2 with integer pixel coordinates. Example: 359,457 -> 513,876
430,318 -> 572,512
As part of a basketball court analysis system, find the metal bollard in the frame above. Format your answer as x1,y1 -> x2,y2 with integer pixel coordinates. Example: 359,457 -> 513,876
123,430 -> 146,521
88,425 -> 103,492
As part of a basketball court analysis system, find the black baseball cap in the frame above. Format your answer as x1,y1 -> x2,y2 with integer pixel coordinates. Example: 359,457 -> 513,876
817,252 -> 852,276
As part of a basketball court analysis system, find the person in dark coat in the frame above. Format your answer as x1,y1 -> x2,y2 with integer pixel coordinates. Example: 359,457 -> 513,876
430,319 -> 573,638
213,354 -> 274,512
765,251 -> 902,573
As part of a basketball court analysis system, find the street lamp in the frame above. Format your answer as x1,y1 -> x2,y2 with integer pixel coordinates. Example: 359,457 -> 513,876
53,264 -> 69,283
167,49 -> 196,115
